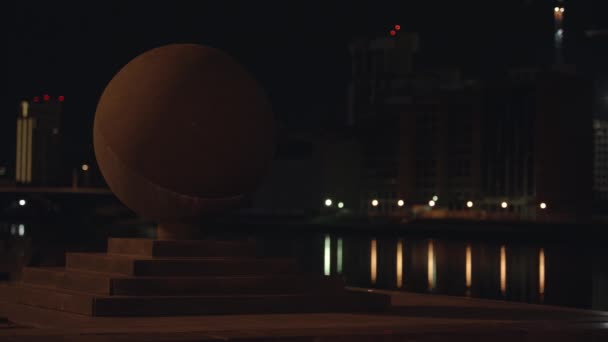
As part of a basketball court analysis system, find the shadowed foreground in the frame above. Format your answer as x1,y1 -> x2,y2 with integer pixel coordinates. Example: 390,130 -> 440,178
1,287 -> 607,341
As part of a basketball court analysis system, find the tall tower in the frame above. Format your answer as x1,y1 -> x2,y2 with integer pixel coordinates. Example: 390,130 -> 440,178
15,95 -> 63,186
15,101 -> 34,184
553,1 -> 565,65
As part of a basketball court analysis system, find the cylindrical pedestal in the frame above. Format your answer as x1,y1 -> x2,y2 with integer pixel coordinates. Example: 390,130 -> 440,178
156,223 -> 200,240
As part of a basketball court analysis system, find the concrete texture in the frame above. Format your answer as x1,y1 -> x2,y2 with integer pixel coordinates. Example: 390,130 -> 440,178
0,287 -> 607,341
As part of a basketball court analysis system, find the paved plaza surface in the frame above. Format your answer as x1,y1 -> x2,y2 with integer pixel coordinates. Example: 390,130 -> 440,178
0,287 -> 607,341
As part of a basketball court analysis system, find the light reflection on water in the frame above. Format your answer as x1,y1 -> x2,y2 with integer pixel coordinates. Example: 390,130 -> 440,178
1,223 -> 608,311
316,234 -> 608,311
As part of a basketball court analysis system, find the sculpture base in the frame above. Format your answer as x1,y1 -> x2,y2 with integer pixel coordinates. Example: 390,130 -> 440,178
156,223 -> 200,240
10,238 -> 390,316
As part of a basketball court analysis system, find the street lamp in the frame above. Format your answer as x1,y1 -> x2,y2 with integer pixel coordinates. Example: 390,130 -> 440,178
466,201 -> 474,208
432,195 -> 438,201
371,199 -> 379,207
324,199 -> 332,207
429,200 -> 436,207
18,199 -> 26,206
397,199 -> 405,207
338,202 -> 344,209
501,201 -> 508,209
82,164 -> 89,171
540,202 -> 547,210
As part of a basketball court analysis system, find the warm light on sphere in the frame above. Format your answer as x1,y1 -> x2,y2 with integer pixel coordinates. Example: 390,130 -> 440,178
397,199 -> 405,207
325,199 -> 333,207
371,199 -> 379,207
93,44 -> 274,221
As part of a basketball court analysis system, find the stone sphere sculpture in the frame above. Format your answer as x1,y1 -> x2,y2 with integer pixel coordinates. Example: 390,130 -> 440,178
93,44 -> 274,226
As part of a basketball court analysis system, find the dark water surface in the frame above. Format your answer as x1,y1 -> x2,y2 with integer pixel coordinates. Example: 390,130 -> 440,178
1,221 -> 607,311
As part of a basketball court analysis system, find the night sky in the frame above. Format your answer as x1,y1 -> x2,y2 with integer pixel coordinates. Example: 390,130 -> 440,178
2,0 -> 607,169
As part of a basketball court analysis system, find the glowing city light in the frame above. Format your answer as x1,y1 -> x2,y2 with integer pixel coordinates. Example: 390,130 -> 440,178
540,202 -> 547,209
370,239 -> 377,285
337,238 -> 343,274
18,199 -> 26,206
324,235 -> 331,276
338,202 -> 344,209
500,245 -> 507,295
58,95 -> 65,102
324,199 -> 332,207
501,201 -> 508,209
466,201 -> 474,208
428,240 -> 436,291
554,6 -> 559,12
371,199 -> 379,207
43,94 -> 50,101
396,239 -> 404,288
18,224 -> 25,237
397,199 -> 405,207
389,30 -> 396,37
539,248 -> 545,296
82,164 -> 89,171
33,96 -> 39,103
466,244 -> 472,289
560,7 -> 564,13
428,200 -> 436,207
394,24 -> 401,31
432,195 -> 438,201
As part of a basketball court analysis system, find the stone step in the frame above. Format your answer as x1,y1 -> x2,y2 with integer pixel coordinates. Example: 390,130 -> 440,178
17,284 -> 390,316
17,284 -> 95,316
22,267 -> 346,296
107,238 -> 257,257
22,267 -> 113,295
66,253 -> 299,277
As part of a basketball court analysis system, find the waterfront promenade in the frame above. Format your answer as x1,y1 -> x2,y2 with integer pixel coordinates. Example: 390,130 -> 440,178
1,287 -> 606,341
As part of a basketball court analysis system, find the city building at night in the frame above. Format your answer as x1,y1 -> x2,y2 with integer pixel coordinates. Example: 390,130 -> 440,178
15,95 -> 64,186
345,28 -> 592,221
593,119 -> 608,201
482,69 -> 593,220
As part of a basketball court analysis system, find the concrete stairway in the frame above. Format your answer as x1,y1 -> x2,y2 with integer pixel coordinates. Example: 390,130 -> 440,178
12,238 -> 390,316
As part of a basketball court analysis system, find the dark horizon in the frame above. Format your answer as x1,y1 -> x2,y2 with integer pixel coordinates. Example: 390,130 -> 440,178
1,0 -> 607,167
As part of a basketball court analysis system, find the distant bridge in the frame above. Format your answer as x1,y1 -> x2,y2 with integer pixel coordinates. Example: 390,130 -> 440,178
0,187 -> 123,220
0,187 -> 113,195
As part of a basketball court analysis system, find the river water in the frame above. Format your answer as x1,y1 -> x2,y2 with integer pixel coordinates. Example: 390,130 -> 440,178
1,221 -> 607,311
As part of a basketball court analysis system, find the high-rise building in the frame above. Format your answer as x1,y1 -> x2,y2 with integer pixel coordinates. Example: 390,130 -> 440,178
593,120 -> 608,201
553,1 -> 565,65
345,25 -> 592,221
15,95 -> 63,186
482,69 -> 593,220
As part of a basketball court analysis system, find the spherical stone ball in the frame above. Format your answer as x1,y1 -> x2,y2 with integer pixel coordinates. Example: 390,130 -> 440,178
93,44 -> 274,221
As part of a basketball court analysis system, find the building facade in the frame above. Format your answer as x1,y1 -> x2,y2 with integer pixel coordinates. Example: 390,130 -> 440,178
482,69 -> 592,220
15,95 -> 63,186
345,29 -> 593,221
593,120 -> 608,201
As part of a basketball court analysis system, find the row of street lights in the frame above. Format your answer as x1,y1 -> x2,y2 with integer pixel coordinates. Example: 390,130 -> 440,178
324,197 -> 549,210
